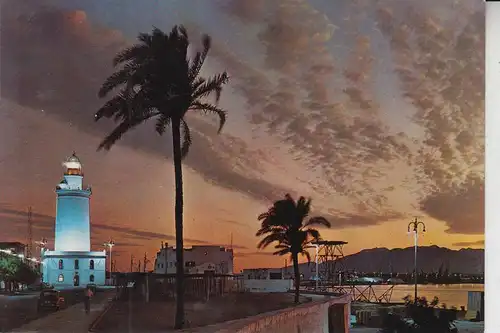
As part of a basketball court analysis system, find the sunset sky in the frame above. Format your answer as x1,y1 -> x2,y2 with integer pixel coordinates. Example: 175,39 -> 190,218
0,0 -> 484,272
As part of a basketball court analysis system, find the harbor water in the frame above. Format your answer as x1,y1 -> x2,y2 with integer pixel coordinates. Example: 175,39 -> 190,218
347,283 -> 484,309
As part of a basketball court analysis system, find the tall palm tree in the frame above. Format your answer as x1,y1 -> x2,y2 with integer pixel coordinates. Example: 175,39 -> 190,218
94,26 -> 229,329
256,193 -> 331,304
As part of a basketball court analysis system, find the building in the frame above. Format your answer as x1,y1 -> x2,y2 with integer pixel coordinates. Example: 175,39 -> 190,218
0,242 -> 26,256
242,268 -> 286,280
154,243 -> 233,275
41,153 -> 106,288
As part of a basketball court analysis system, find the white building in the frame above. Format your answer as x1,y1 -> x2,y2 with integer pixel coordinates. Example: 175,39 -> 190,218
242,268 -> 287,280
41,153 -> 106,288
154,243 -> 233,275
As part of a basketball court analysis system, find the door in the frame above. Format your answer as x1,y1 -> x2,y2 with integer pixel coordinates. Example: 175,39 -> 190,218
328,304 -> 346,333
73,273 -> 80,287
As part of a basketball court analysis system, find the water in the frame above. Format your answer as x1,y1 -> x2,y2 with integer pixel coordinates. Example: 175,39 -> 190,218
350,284 -> 484,309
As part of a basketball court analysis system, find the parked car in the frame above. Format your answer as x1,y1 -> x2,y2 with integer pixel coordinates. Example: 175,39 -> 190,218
27,282 -> 53,291
37,290 -> 64,312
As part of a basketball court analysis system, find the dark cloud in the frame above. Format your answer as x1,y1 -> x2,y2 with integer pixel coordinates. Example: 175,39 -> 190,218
0,207 -> 212,247
419,175 -> 484,234
0,0 -> 291,206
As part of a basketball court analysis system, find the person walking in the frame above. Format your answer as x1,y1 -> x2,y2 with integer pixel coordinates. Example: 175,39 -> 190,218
84,285 -> 94,314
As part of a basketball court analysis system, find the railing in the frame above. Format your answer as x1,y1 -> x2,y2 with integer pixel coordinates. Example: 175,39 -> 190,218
300,280 -> 395,303
113,273 -> 244,302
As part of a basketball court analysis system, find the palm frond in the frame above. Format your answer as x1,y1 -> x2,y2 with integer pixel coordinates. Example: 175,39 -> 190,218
273,248 -> 290,256
188,34 -> 211,81
191,77 -> 206,92
112,44 -> 150,67
296,197 -> 311,221
190,102 -> 227,133
305,228 -> 321,242
300,249 -> 312,263
304,216 -> 332,229
180,119 -> 192,159
94,94 -> 127,121
98,64 -> 139,98
257,233 -> 285,250
257,211 -> 271,221
155,114 -> 171,135
97,115 -> 150,151
193,72 -> 229,103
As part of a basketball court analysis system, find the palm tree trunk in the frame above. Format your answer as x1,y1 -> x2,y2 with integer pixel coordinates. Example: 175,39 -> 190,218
292,252 -> 300,304
172,118 -> 185,329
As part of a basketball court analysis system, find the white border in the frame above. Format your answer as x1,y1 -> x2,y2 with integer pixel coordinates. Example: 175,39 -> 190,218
485,3 -> 499,332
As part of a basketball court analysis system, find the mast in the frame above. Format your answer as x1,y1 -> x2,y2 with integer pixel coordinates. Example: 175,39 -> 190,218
27,206 -> 33,258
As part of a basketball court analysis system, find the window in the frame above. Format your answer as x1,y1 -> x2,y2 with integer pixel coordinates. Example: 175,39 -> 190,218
169,262 -> 173,268
89,260 -> 94,270
74,259 -> 79,270
58,259 -> 64,269
58,274 -> 64,282
89,274 -> 94,282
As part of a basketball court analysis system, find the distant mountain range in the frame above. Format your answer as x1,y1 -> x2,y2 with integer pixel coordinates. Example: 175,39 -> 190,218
295,246 -> 484,277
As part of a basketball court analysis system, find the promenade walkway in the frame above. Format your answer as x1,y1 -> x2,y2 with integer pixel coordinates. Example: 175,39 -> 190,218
10,290 -> 115,333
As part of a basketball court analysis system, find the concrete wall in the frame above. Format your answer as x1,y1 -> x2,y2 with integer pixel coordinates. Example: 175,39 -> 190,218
243,279 -> 293,293
182,294 -> 351,333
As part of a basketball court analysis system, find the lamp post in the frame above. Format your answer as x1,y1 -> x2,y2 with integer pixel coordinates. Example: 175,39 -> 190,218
315,244 -> 319,290
35,238 -> 47,282
103,239 -> 115,275
408,218 -> 426,304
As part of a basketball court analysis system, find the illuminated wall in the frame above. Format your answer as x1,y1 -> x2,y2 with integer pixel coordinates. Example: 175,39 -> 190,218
42,253 -> 106,287
54,190 -> 91,251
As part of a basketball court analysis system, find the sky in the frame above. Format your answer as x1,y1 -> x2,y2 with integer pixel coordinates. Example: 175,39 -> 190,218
0,0 -> 484,272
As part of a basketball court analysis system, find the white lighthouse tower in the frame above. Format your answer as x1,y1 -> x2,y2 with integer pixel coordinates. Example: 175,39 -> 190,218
42,153 -> 106,288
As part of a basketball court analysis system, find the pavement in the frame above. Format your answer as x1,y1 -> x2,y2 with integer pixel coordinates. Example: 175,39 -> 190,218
9,290 -> 115,333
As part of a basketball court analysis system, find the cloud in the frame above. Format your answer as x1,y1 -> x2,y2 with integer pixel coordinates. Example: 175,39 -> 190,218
452,240 -> 484,248
0,0 -> 292,206
217,0 -> 266,23
419,175 -> 484,234
0,207 -> 212,246
217,0 -> 413,223
234,251 -> 274,258
373,0 -> 484,233
0,0 -> 485,235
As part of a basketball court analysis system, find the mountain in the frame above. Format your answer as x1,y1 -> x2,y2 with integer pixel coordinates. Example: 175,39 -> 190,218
295,246 -> 484,277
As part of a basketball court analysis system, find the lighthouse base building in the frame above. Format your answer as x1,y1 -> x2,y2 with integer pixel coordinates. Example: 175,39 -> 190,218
42,153 -> 106,288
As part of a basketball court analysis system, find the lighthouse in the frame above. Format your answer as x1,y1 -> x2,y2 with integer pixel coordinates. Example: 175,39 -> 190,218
54,153 -> 91,251
41,153 -> 106,288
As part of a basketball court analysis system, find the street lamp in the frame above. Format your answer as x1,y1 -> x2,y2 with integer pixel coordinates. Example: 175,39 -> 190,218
315,243 -> 319,290
35,238 -> 48,282
408,218 -> 426,304
103,239 -> 115,275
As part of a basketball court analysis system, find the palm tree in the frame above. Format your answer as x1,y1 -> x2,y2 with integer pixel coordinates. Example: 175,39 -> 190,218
256,193 -> 331,304
94,26 -> 229,329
